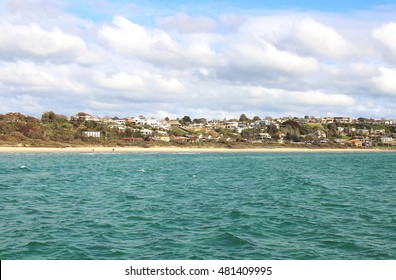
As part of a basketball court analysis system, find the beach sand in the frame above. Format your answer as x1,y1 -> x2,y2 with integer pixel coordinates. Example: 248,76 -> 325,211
0,146 -> 393,153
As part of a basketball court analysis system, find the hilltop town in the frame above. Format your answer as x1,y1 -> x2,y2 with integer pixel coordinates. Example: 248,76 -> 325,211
1,111 -> 395,149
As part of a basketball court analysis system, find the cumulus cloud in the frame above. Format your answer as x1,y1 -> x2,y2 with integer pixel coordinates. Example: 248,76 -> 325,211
372,22 -> 396,62
371,67 -> 396,96
95,72 -> 145,91
0,2 -> 396,119
97,16 -> 178,65
289,18 -> 353,59
0,21 -> 98,64
226,41 -> 319,78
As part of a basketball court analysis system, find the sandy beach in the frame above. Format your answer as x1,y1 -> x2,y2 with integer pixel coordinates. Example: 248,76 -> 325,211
0,146 -> 394,153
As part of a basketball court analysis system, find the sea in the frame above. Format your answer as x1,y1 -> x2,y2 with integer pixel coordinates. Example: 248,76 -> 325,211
0,152 -> 395,260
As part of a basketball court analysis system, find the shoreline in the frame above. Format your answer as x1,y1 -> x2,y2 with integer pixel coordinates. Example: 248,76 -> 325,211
0,146 -> 395,153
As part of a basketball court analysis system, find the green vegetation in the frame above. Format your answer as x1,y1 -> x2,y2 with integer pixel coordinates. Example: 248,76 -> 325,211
0,111 -> 395,149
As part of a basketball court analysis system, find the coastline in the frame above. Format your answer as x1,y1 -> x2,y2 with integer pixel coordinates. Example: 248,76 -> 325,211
0,146 -> 394,153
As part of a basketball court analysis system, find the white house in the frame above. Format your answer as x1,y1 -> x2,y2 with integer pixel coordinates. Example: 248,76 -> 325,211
380,136 -> 393,143
83,131 -> 100,138
141,129 -> 153,136
146,118 -> 160,128
110,119 -> 126,125
224,121 -> 238,129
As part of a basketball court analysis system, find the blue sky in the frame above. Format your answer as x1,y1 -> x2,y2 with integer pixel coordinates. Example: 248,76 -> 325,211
0,0 -> 396,119
64,1 -> 396,23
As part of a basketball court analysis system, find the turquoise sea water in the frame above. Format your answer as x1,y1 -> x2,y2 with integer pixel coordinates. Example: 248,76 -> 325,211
0,152 -> 395,260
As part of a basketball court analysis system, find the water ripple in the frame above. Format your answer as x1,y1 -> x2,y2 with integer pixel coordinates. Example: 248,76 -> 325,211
0,152 -> 395,259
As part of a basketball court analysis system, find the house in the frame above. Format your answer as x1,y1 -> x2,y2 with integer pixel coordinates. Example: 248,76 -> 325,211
275,132 -> 286,139
109,124 -> 126,132
156,136 -> 170,142
334,117 -> 351,124
345,139 -> 362,147
83,131 -> 100,138
321,117 -> 334,124
168,120 -> 181,127
380,136 -> 393,143
355,129 -> 369,136
110,119 -> 126,125
258,133 -> 272,140
146,118 -> 160,129
134,117 -> 147,126
224,121 -> 239,130
140,129 -> 153,136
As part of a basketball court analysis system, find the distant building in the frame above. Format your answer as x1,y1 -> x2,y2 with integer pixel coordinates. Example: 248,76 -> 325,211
334,117 -> 351,124
83,131 -> 100,138
380,136 -> 393,143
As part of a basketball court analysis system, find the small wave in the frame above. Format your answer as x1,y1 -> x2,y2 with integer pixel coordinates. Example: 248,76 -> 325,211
217,231 -> 253,246
0,183 -> 10,189
24,207 -> 42,215
125,194 -> 143,200
26,241 -> 46,247
126,215 -> 152,221
229,209 -> 242,219
321,202 -> 352,208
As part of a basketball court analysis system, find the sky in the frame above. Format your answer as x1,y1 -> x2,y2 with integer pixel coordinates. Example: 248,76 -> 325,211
0,0 -> 396,119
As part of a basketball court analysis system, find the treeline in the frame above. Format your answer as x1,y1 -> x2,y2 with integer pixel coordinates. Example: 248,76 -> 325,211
0,112 -> 137,145
1,111 -> 395,147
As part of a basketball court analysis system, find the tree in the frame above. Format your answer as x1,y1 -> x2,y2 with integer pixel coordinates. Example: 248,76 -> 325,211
267,124 -> 278,137
41,111 -> 56,123
239,114 -> 249,122
282,120 -> 300,129
252,116 -> 261,121
193,118 -> 207,124
181,116 -> 192,124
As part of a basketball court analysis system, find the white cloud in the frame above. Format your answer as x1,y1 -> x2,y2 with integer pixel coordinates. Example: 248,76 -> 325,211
157,13 -> 216,33
152,75 -> 185,93
226,41 -> 319,77
95,72 -> 145,91
248,87 -> 355,107
0,21 -> 98,64
97,16 -> 178,65
371,67 -> 396,96
0,3 -> 396,119
372,22 -> 396,62
294,18 -> 352,59
0,60 -> 89,94
0,60 -> 56,89
279,17 -> 353,60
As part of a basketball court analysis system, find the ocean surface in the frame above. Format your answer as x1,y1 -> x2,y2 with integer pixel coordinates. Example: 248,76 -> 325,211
0,152 -> 395,260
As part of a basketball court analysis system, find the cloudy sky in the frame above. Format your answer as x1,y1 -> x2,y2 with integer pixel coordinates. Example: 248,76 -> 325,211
0,0 -> 396,119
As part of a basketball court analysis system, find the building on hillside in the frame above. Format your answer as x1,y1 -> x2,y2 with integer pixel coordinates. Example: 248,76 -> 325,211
345,139 -> 362,147
258,133 -> 272,140
334,117 -> 351,124
224,121 -> 238,129
168,120 -> 181,127
141,129 -> 153,136
83,131 -> 100,138
321,117 -> 334,124
380,136 -> 393,143
110,119 -> 126,125
156,136 -> 170,142
146,118 -> 160,128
